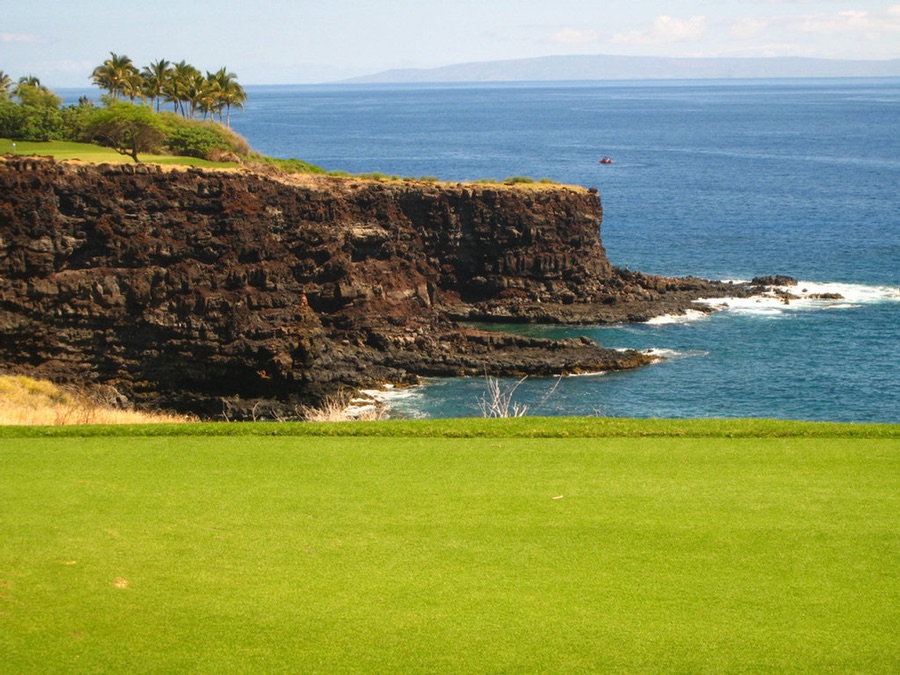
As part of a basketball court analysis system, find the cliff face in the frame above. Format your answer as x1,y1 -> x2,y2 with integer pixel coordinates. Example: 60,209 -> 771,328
2,157 -> 669,417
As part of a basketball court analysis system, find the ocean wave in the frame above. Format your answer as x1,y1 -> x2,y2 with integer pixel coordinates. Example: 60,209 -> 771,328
692,280 -> 900,319
346,383 -> 421,418
357,383 -> 419,403
644,309 -> 709,325
642,348 -> 709,361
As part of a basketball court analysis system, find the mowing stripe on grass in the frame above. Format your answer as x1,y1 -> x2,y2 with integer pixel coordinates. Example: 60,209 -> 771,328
1,416 -> 897,439
1,434 -> 897,672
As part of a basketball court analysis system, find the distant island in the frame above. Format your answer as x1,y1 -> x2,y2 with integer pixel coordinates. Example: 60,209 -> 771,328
343,54 -> 900,84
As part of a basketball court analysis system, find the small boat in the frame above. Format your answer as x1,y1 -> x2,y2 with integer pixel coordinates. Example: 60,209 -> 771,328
598,157 -> 614,164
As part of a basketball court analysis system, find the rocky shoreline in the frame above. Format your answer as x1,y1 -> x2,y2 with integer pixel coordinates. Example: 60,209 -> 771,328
1,156 -> 776,419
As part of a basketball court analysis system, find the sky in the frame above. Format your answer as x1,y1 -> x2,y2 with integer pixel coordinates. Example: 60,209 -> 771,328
2,0 -> 900,87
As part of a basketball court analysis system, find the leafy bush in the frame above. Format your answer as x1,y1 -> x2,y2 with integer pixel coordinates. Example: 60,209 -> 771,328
250,153 -> 326,174
59,104 -> 98,141
158,113 -> 250,160
83,102 -> 165,161
165,125 -> 228,159
0,99 -> 24,138
0,96 -> 64,141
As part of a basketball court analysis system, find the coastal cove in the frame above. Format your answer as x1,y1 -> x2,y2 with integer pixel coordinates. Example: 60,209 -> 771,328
227,79 -> 899,423
34,79 -> 900,423
0,156 -> 770,420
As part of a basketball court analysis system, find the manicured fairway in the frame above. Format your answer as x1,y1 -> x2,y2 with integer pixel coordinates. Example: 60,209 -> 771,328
1,421 -> 898,672
2,138 -> 237,168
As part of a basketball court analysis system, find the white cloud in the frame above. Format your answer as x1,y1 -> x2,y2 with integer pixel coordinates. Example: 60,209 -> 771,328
729,17 -> 770,41
794,5 -> 900,37
48,60 -> 95,75
612,15 -> 708,46
0,33 -> 45,44
550,28 -> 599,45
0,33 -> 43,44
712,6 -> 900,58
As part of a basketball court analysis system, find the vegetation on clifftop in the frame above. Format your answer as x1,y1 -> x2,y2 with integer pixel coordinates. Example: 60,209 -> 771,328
1,57 -> 252,163
0,375 -> 190,426
89,53 -> 246,126
2,63 -> 557,183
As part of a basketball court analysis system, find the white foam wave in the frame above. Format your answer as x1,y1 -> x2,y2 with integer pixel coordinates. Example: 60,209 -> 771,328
344,383 -> 422,417
794,281 -> 900,304
695,280 -> 899,318
350,383 -> 421,406
642,348 -> 709,360
357,383 -> 420,403
643,348 -> 679,359
644,309 -> 709,325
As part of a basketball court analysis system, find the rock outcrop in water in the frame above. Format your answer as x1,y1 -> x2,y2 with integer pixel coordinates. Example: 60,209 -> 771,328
0,156 -> 753,418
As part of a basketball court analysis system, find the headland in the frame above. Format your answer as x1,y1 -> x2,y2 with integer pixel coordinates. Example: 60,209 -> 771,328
0,156 -> 768,418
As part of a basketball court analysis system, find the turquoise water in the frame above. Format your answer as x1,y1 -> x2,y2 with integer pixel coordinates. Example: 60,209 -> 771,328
228,79 -> 899,422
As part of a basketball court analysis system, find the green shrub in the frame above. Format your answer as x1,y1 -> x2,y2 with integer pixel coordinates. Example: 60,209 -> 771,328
0,96 -> 64,141
158,114 -> 250,160
59,103 -> 97,141
166,125 -> 228,159
83,102 -> 165,161
0,99 -> 24,138
250,153 -> 326,174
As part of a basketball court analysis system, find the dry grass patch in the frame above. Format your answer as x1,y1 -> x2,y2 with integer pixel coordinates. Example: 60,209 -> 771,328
299,393 -> 387,422
0,374 -> 190,425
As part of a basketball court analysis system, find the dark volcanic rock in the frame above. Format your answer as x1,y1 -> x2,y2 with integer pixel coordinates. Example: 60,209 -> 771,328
751,275 -> 798,287
0,156 -> 754,418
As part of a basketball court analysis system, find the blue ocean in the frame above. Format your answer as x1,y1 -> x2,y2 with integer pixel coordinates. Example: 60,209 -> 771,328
231,80 -> 896,422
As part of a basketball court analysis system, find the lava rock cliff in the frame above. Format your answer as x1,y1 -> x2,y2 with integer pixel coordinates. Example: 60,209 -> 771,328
0,157 -> 746,418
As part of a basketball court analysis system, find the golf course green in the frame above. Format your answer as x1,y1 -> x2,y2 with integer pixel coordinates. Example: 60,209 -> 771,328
2,418 -> 897,672
2,138 -> 237,168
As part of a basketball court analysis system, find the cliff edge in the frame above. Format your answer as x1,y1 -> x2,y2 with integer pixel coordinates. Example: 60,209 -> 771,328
0,157 -> 747,418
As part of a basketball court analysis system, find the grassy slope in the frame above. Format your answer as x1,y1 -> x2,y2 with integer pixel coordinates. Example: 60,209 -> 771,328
2,138 -> 237,168
1,419 -> 898,672
2,416 -> 897,439
0,375 -> 190,426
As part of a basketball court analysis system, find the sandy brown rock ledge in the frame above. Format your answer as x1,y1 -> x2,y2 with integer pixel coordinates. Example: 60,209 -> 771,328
0,157 -> 763,418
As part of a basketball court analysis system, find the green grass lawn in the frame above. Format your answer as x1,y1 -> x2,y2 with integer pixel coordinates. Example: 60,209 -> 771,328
2,419 -> 898,672
2,138 -> 238,168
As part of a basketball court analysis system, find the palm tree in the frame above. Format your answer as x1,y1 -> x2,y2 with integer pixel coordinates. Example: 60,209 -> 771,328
185,72 -> 216,120
13,75 -> 60,107
122,70 -> 145,103
164,60 -> 200,117
201,73 -> 225,120
208,68 -> 246,127
91,52 -> 140,100
16,75 -> 41,89
14,75 -> 44,103
141,59 -> 171,112
0,70 -> 14,99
